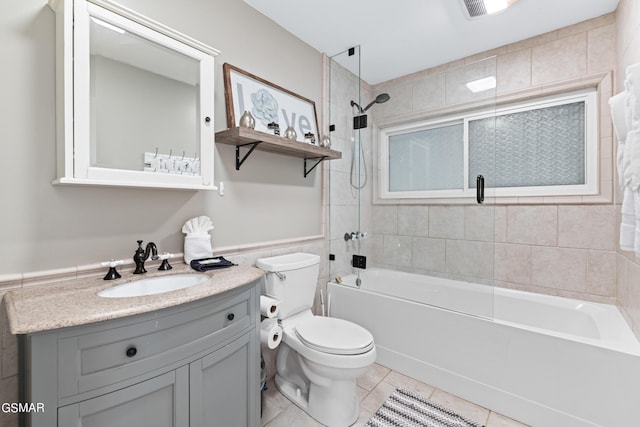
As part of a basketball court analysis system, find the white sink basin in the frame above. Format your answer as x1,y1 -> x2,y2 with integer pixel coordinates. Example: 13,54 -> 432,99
98,274 -> 209,298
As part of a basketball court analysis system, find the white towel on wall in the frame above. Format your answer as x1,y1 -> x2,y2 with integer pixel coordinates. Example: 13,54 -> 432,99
621,187 -> 635,252
623,129 -> 635,187
610,92 -> 630,189
610,62 -> 640,254
626,63 -> 640,129
610,91 -> 630,140
634,191 -> 640,257
627,130 -> 640,191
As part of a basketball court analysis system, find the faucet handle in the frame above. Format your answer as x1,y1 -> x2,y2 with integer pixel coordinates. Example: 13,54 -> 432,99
101,259 -> 124,268
158,253 -> 173,271
101,259 -> 124,280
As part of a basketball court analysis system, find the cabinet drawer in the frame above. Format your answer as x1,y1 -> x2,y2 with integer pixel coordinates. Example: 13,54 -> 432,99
58,287 -> 254,398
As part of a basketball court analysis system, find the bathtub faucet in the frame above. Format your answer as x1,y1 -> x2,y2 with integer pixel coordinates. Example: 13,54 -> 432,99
344,231 -> 367,241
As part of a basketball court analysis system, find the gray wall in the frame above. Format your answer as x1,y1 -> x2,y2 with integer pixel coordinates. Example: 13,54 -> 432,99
0,0 -> 323,274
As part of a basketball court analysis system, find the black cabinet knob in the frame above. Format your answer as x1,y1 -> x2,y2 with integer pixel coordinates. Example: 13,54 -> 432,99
227,313 -> 235,321
126,347 -> 137,358
205,116 -> 211,123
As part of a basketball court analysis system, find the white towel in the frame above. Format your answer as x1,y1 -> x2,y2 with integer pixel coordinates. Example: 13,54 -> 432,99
634,191 -> 640,257
610,91 -> 630,141
627,63 -> 640,130
610,92 -> 630,189
621,187 -> 635,252
182,216 -> 214,264
627,130 -> 640,190
617,141 -> 626,190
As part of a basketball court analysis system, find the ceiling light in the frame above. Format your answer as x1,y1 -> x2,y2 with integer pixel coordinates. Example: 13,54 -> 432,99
90,17 -> 126,34
466,76 -> 496,93
462,0 -> 519,18
483,0 -> 508,14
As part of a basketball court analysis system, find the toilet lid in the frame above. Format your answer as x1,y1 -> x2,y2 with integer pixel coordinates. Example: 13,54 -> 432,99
295,317 -> 374,355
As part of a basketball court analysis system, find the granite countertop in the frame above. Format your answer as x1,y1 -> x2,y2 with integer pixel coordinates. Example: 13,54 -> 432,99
4,264 -> 265,335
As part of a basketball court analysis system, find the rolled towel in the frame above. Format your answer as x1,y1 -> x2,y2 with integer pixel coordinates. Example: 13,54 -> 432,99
621,187 -> 635,252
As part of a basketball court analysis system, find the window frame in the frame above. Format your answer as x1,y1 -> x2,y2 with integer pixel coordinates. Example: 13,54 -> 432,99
379,88 -> 599,200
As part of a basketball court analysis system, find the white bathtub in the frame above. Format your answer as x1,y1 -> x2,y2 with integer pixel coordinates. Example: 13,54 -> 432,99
327,268 -> 640,427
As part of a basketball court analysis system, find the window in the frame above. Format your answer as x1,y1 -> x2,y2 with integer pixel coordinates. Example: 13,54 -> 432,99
379,89 -> 598,200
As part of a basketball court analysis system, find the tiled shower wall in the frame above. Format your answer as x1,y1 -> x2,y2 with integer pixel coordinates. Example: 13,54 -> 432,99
615,0 -> 640,339
367,204 -> 617,303
362,13 -> 620,304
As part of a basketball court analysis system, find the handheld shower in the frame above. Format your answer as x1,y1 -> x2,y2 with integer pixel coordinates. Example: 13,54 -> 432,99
350,93 -> 390,113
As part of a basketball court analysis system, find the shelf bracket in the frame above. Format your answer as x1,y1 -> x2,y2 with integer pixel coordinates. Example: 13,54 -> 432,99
304,156 -> 327,178
235,141 -> 261,170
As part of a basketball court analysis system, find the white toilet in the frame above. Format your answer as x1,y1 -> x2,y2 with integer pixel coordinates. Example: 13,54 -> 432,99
256,253 -> 376,427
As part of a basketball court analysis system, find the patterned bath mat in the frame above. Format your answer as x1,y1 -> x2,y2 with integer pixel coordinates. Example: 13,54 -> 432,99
365,388 -> 485,427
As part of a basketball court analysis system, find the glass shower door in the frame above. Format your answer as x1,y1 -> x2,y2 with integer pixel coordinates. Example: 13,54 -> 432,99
327,46 -> 367,285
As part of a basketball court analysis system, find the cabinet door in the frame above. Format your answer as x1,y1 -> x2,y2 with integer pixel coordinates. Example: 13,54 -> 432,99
190,331 -> 258,427
57,366 -> 189,427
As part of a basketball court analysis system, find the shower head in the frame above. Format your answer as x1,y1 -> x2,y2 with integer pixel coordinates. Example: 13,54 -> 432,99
363,93 -> 390,112
350,93 -> 390,113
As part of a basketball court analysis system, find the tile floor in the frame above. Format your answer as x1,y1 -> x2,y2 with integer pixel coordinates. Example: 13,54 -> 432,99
261,363 -> 529,427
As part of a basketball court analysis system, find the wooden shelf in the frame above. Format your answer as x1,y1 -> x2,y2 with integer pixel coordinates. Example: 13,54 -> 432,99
215,127 -> 341,177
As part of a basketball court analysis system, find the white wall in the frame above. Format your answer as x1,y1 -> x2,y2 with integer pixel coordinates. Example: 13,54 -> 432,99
0,0 -> 324,274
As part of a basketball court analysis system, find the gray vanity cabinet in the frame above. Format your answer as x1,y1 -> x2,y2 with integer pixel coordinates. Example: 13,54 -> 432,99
20,281 -> 260,427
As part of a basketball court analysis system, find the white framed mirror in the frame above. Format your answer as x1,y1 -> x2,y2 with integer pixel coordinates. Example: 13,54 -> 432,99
50,0 -> 219,190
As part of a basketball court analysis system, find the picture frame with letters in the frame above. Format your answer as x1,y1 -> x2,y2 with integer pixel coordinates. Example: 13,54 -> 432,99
223,63 -> 319,144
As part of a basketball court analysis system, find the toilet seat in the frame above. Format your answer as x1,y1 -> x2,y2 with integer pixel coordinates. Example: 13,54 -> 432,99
295,316 -> 374,355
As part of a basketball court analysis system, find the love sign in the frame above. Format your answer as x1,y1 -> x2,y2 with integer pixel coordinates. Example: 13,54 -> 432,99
223,63 -> 319,144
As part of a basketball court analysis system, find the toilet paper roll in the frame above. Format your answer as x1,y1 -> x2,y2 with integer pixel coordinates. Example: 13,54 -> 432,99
260,295 -> 282,318
260,318 -> 282,349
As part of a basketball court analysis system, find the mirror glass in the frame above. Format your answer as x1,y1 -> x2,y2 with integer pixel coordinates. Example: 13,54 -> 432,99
89,16 -> 201,175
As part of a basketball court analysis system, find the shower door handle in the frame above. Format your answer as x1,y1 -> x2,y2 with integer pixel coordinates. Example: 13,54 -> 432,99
476,175 -> 484,204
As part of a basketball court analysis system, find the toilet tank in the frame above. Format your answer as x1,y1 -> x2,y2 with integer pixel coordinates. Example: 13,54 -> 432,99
256,253 -> 320,319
